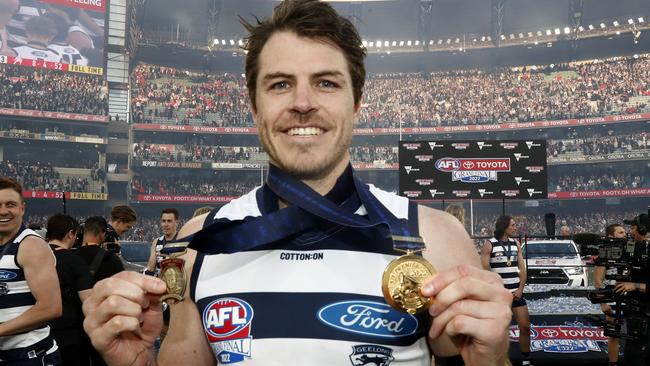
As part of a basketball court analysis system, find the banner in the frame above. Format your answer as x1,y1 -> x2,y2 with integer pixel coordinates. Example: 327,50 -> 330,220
133,124 -> 257,134
0,108 -> 108,123
2,0 -> 107,72
134,113 -> 649,136
548,151 -> 650,164
399,140 -> 548,200
133,160 -> 206,169
355,113 -> 650,135
351,162 -> 399,170
549,188 -> 650,199
134,195 -> 237,203
22,191 -> 107,200
211,162 -> 262,169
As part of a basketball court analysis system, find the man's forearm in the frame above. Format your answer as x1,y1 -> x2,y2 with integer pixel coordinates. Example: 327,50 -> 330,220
0,302 -> 61,336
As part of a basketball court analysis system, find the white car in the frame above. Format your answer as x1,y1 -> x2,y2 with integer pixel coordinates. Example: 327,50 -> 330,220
521,239 -> 588,287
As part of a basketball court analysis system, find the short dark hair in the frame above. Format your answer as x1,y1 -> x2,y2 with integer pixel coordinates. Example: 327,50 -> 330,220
494,215 -> 513,239
161,208 -> 179,220
25,15 -> 58,38
84,216 -> 107,237
111,205 -> 137,223
240,0 -> 366,109
46,214 -> 79,241
0,176 -> 23,199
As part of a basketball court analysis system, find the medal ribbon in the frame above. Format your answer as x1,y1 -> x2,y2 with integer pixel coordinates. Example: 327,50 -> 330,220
183,164 -> 421,255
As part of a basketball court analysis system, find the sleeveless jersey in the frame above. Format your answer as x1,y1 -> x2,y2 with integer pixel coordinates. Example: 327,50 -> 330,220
191,185 -> 431,365
488,237 -> 520,293
47,43 -> 88,65
0,227 -> 58,354
155,233 -> 177,270
12,44 -> 62,63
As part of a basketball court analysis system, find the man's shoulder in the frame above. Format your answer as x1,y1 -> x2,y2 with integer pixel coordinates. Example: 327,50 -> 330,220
365,184 -> 410,220
212,186 -> 262,222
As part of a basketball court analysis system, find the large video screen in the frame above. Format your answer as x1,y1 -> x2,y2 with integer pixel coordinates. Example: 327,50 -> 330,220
1,0 -> 106,75
399,140 -> 548,200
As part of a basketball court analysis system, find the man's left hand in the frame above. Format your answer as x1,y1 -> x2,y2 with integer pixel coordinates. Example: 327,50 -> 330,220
422,264 -> 512,366
615,282 -> 636,294
513,288 -> 523,301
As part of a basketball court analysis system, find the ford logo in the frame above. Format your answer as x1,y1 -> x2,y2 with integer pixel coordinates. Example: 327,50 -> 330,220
0,271 -> 17,280
317,300 -> 418,338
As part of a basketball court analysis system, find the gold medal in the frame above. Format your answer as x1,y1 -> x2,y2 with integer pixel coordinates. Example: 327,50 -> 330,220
159,243 -> 188,304
506,257 -> 512,266
382,237 -> 437,315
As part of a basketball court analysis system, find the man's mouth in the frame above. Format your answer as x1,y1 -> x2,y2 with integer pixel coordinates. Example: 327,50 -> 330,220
286,127 -> 324,137
0,218 -> 12,223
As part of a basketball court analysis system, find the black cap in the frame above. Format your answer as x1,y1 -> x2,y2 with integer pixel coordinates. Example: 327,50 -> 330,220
624,213 -> 650,228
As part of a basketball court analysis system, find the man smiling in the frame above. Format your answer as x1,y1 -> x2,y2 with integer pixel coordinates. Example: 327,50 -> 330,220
82,2 -> 512,365
0,176 -> 62,365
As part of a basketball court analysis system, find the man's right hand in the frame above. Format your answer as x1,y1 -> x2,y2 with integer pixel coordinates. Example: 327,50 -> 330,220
83,271 -> 167,366
600,303 -> 612,315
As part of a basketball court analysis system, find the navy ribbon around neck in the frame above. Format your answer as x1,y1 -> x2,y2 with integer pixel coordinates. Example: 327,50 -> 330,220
183,164 -> 421,255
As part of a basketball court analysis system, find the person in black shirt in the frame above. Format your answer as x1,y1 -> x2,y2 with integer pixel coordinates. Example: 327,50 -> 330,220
75,216 -> 124,282
75,216 -> 124,366
46,214 -> 93,366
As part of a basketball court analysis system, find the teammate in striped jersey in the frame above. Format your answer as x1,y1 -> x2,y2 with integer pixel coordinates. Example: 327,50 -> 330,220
481,216 -> 532,366
82,1 -> 513,365
0,176 -> 63,365
11,15 -> 62,63
0,0 -> 19,57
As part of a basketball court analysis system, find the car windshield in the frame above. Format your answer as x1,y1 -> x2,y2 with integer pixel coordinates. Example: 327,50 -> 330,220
524,243 -> 578,258
120,243 -> 150,263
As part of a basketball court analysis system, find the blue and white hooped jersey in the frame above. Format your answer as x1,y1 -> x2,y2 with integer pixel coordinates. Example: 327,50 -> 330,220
0,227 -> 57,353
191,185 -> 431,365
488,237 -> 520,293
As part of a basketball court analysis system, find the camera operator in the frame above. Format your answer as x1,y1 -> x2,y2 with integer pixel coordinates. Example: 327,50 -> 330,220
594,223 -> 627,366
616,213 -> 650,366
104,205 -> 137,254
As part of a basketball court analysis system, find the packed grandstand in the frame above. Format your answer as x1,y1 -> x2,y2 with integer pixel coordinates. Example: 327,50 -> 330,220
0,0 -> 646,248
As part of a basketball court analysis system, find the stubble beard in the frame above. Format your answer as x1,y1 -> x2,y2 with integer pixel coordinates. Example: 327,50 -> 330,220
258,116 -> 351,181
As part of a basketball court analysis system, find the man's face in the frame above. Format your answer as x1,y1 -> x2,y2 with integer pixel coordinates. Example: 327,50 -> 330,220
252,31 -> 359,180
506,219 -> 517,237
160,213 -> 178,236
610,226 -> 626,239
113,219 -> 134,236
0,188 -> 24,237
631,225 -> 644,240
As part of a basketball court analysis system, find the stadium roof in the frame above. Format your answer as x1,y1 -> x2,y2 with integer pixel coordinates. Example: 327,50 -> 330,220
139,0 -> 650,44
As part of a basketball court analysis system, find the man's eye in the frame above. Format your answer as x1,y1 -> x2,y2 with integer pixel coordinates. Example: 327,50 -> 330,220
319,80 -> 337,88
271,81 -> 289,90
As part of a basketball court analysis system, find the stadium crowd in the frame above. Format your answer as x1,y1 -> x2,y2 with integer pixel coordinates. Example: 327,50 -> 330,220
0,160 -> 104,192
130,175 -> 258,197
130,55 -> 650,128
131,65 -> 250,126
547,132 -> 649,156
132,142 -> 261,163
0,64 -> 108,116
552,173 -> 648,191
91,210 -> 638,243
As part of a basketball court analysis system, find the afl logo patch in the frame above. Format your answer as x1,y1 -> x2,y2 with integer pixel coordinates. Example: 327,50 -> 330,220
202,297 -> 254,364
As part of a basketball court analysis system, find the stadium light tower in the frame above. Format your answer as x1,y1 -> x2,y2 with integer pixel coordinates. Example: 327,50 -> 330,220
568,0 -> 583,56
491,0 -> 507,47
417,0 -> 436,52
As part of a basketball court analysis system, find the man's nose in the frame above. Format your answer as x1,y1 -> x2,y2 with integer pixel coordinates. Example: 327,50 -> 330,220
291,82 -> 317,115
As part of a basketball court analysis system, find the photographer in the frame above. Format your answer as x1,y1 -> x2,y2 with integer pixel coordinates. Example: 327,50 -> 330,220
594,223 -> 627,366
105,205 -> 137,254
616,213 -> 650,366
